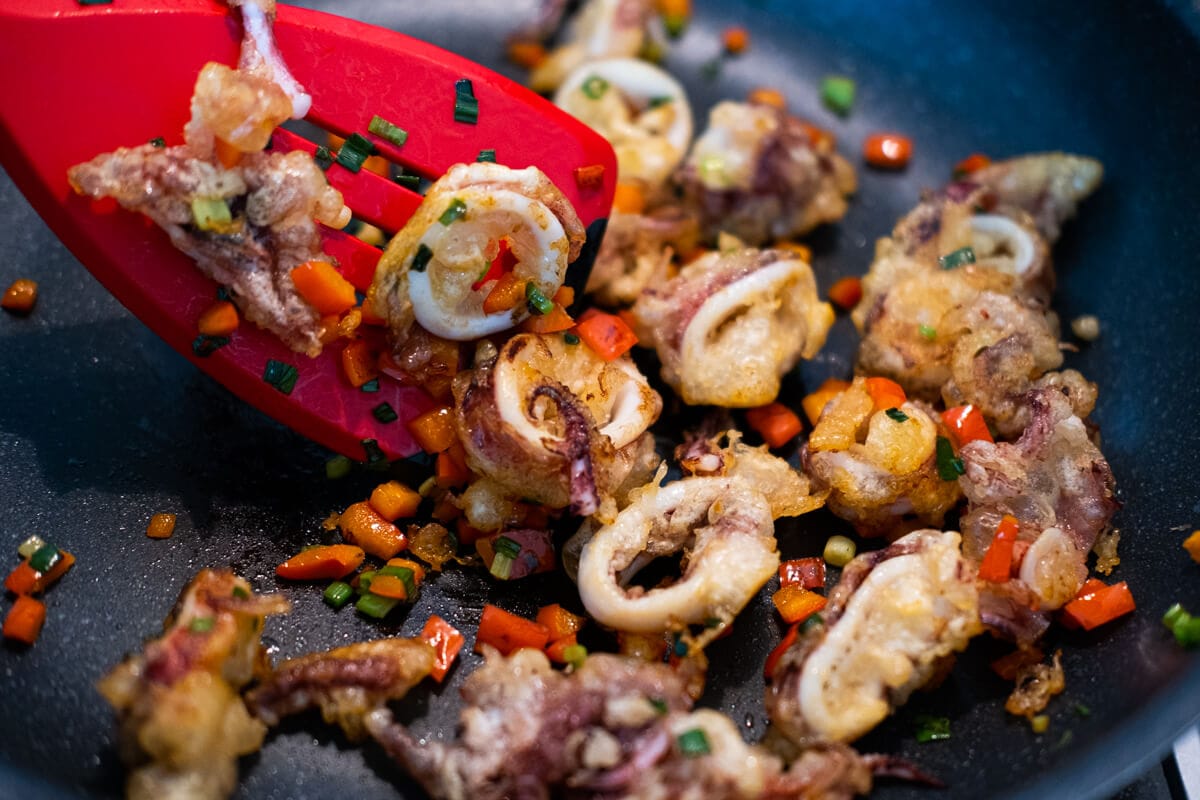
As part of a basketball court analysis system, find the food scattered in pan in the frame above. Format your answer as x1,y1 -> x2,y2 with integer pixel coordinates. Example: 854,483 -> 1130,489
34,0 -> 1163,797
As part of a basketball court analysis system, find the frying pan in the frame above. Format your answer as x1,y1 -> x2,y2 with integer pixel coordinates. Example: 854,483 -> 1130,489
1,1 -> 1198,798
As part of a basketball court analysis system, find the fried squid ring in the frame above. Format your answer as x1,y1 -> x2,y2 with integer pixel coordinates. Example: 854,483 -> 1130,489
555,58 -> 693,189
632,247 -> 833,407
454,332 -> 661,519
805,378 -> 961,537
371,163 -> 585,342
576,475 -> 778,633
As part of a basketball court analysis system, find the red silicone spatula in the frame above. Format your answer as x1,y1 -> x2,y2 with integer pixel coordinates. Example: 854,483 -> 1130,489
0,0 -> 615,462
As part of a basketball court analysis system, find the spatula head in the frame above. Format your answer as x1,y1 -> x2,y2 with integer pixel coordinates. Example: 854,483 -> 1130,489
0,0 -> 616,461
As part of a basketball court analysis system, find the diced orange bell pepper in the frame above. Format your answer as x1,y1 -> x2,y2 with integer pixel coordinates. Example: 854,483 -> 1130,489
575,311 -> 638,361
953,153 -> 991,178
3,595 -> 46,645
536,603 -> 587,640
369,481 -> 422,521
863,133 -> 913,169
482,271 -> 527,315
747,87 -> 786,110
475,604 -> 552,655
545,632 -> 579,664
507,40 -> 547,69
213,136 -> 243,169
772,585 -> 828,624
520,303 -> 575,334
436,444 -> 472,488
801,377 -> 851,425
341,339 -> 381,388
745,403 -> 804,448
290,260 -> 358,315
1,279 -> 38,314
827,276 -> 863,310
764,622 -> 800,680
338,501 -> 407,560
612,182 -> 647,215
4,561 -> 38,595
864,376 -> 907,412
420,614 -> 466,682
1184,530 -> 1200,565
197,300 -> 239,337
977,515 -> 1020,583
276,544 -> 366,580
146,513 -> 177,539
722,26 -> 750,54
407,406 -> 458,454
942,405 -> 994,447
1062,579 -> 1136,631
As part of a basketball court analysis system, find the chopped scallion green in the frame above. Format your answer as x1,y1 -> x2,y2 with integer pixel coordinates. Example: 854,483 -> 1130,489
1163,602 -> 1200,647
699,58 -> 723,81
77,0 -> 114,6
377,565 -> 417,599
454,78 -> 479,124
677,728 -> 711,757
28,544 -> 60,574
360,378 -> 380,393
356,592 -> 400,619
191,197 -> 232,231
562,643 -> 588,668
489,551 -> 515,580
820,76 -> 856,115
648,95 -> 674,109
823,535 -> 856,567
361,438 -> 387,465
313,145 -> 334,170
192,334 -> 230,358
914,715 -> 950,743
372,402 -> 399,423
395,173 -> 422,191
800,613 -> 824,633
885,407 -> 910,423
188,616 -> 215,633
918,324 -> 937,341
357,570 -> 377,594
232,586 -> 250,599
325,455 -> 352,480
935,435 -> 965,481
581,74 -> 610,100
1074,703 -> 1092,717
476,148 -> 497,163
17,536 -> 46,560
411,243 -> 433,272
494,536 -> 522,559
563,332 -> 580,345
323,581 -> 354,609
525,282 -> 554,315
649,697 -> 669,715
672,635 -> 688,657
438,198 -> 468,226
262,359 -> 299,395
148,136 -> 165,148
335,132 -> 376,173
368,114 -> 409,147
939,246 -> 976,270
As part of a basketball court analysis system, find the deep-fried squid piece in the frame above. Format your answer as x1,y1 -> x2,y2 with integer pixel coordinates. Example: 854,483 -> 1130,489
852,153 -> 1101,399
676,427 -> 827,519
96,570 -> 290,800
68,3 -> 350,357
366,648 -> 879,800
586,205 -> 699,306
245,637 -> 434,741
676,101 -> 856,246
527,0 -> 656,93
454,332 -> 661,520
370,163 -> 586,342
958,387 -> 1119,640
555,58 -> 694,189
576,473 -> 778,633
632,247 -> 833,407
766,530 -> 981,745
805,378 -> 962,537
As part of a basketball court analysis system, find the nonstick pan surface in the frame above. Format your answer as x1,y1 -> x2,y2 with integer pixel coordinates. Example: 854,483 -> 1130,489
2,1 -> 1199,798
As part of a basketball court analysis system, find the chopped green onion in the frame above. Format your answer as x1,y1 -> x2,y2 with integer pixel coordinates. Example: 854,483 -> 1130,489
885,407 -> 910,423
411,243 -> 433,272
935,436 -> 965,481
232,586 -> 250,599
699,58 -> 723,81
361,438 -> 387,465
938,246 -> 976,270
78,0 -> 115,5
18,536 -> 47,560
1074,703 -> 1092,717
476,148 -> 497,163
562,643 -> 588,668
356,592 -> 400,619
800,613 -> 824,633
677,728 -> 711,757
1163,603 -> 1200,647
377,565 -> 417,599
262,359 -> 299,395
188,616 -> 215,633
192,334 -> 229,358
28,544 -> 60,574
454,78 -> 479,124
216,286 -> 233,302
649,697 -> 669,715
672,635 -> 688,657
148,136 -> 165,148
581,75 -> 610,100
323,581 -> 354,609
648,95 -> 674,109
820,76 -> 856,115
490,551 -> 515,580
698,154 -> 726,185
191,197 -> 232,231
360,378 -> 380,393
336,132 -> 376,173
438,198 -> 468,226
368,114 -> 409,147
914,715 -> 950,743
663,12 -> 688,38
639,38 -> 666,63
823,535 -> 856,567
313,145 -> 334,170
525,282 -> 554,315
563,332 -> 580,345
372,402 -> 399,423
918,324 -> 937,341
395,173 -> 422,191
357,570 -> 377,594
325,455 -> 352,480
494,536 -> 521,560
